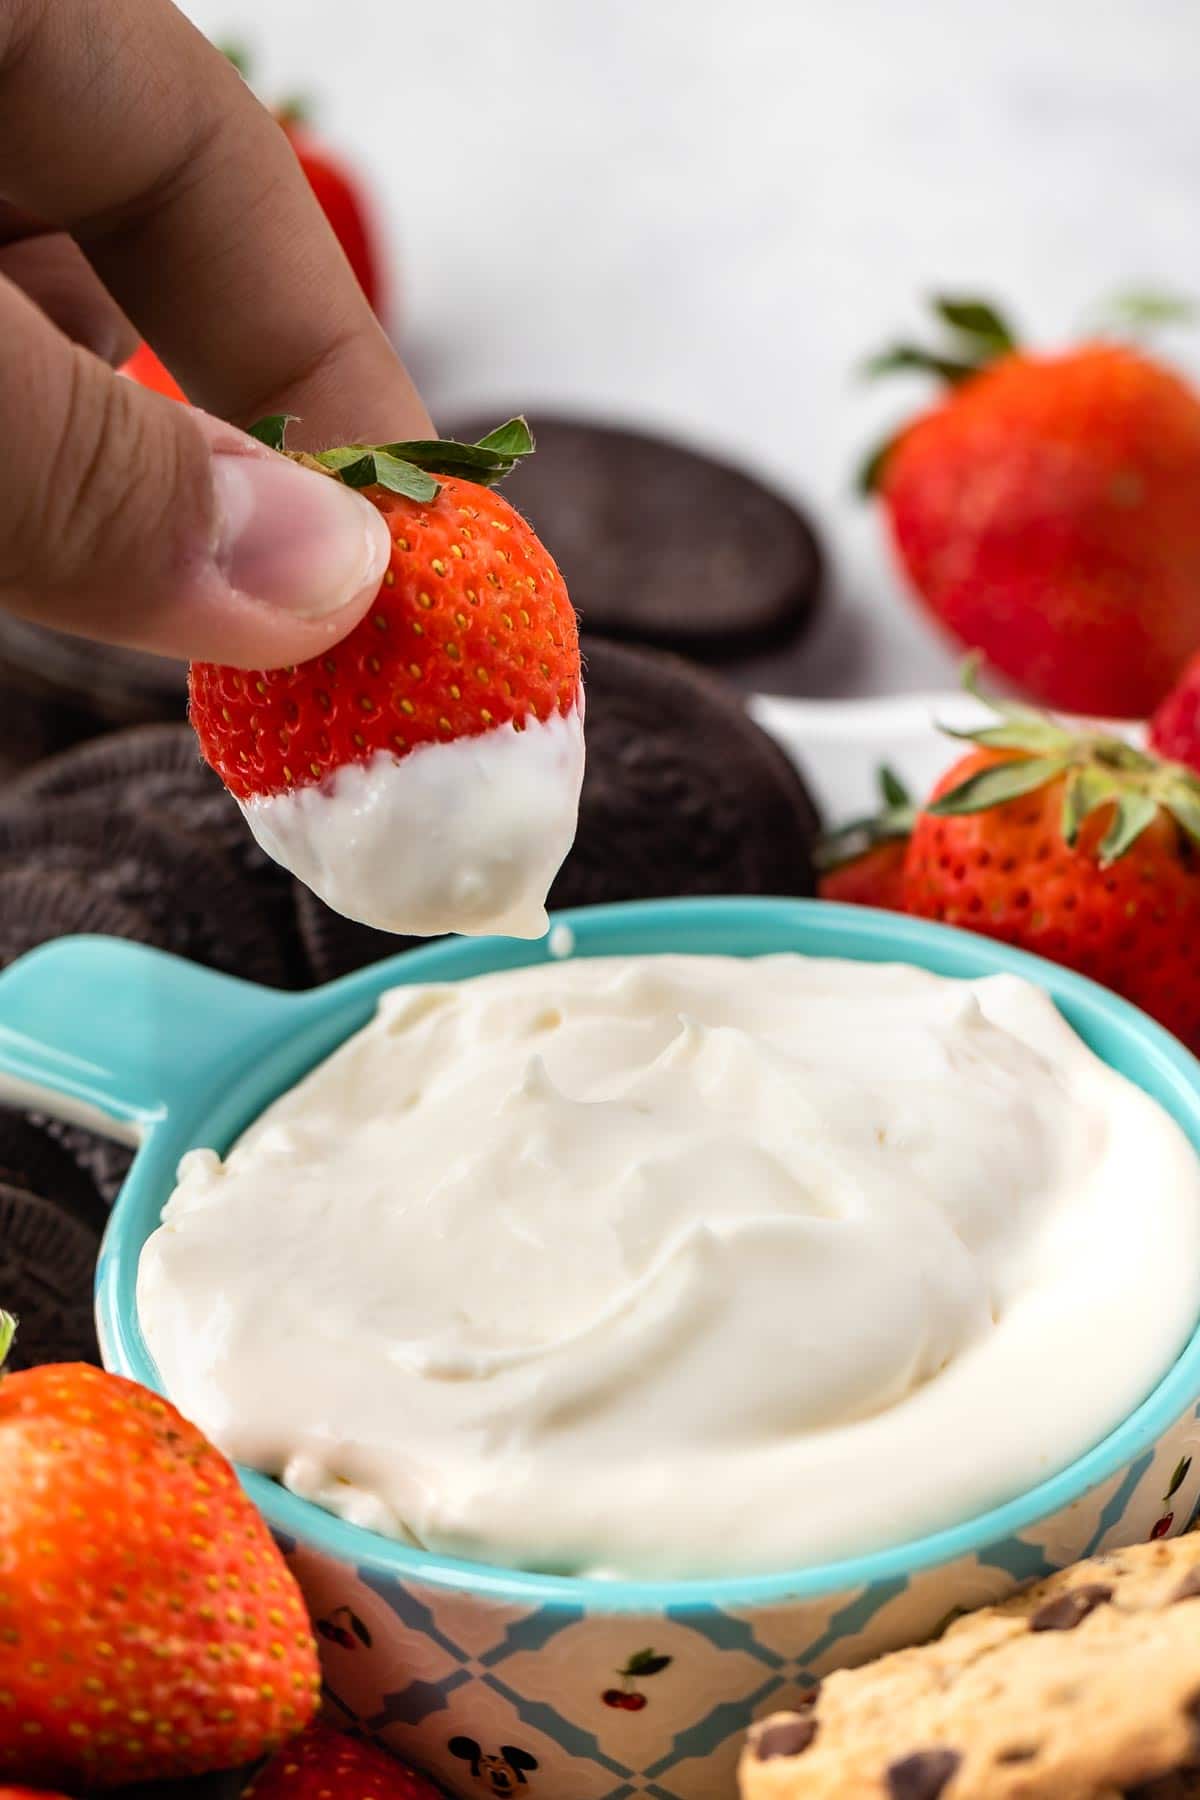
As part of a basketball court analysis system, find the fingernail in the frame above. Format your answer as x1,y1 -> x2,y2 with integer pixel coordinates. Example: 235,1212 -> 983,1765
210,443 -> 391,619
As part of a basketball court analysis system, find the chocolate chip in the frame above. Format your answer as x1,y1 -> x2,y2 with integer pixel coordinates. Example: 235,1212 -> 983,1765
754,1716 -> 818,1761
996,1746 -> 1038,1765
886,1748 -> 962,1799
1174,1568 -> 1200,1603
1029,1582 -> 1113,1632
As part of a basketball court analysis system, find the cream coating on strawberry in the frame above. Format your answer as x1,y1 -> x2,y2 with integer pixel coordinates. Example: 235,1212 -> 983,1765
190,418 -> 583,940
243,703 -> 584,938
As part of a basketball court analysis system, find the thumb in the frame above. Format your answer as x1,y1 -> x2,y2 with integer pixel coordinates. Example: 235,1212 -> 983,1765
0,275 -> 392,667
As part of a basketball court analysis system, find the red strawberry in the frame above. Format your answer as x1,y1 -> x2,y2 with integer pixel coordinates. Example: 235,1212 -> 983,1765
1150,650 -> 1200,773
902,679 -> 1200,1052
243,1722 -> 442,1800
817,768 -> 914,911
190,418 -> 581,938
120,338 -> 188,402
0,1314 -> 320,1789
191,416 -> 577,800
863,295 -> 1200,716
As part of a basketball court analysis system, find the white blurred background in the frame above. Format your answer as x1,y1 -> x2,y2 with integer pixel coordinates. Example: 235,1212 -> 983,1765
180,0 -> 1200,697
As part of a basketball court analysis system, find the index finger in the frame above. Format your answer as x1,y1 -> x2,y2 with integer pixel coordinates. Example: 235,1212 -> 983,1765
0,0 -> 431,448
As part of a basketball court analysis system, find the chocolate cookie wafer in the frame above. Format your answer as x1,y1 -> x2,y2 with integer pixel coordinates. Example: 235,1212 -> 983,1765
0,805 -> 290,987
0,1180 -> 100,1370
445,413 -> 823,662
293,884 -> 420,987
0,1105 -> 107,1229
34,1118 -> 134,1210
5,725 -> 308,983
0,868 -> 156,971
550,637 -> 820,909
0,613 -> 186,730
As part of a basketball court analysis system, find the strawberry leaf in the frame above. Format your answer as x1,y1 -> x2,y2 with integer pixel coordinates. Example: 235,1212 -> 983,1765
856,433 -> 898,496
815,766 -> 916,872
249,415 -> 298,453
879,765 -> 911,810
0,1309 -> 14,1371
1162,782 -> 1200,848
1091,288 -> 1198,334
929,755 -> 1070,817
932,296 -> 1018,356
1099,791 -> 1158,864
377,419 -> 534,489
315,445 -> 382,486
473,416 -> 536,458
1061,766 -> 1120,846
941,719 -> 1073,753
1166,1455 -> 1193,1501
861,343 -> 978,384
370,452 -> 440,502
218,40 -> 252,78
260,415 -> 535,501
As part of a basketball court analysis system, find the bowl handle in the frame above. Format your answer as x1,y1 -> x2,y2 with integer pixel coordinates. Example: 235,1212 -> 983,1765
0,936 -> 300,1141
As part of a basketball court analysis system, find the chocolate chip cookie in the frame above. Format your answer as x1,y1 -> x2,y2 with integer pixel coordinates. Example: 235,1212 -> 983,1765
741,1534 -> 1200,1799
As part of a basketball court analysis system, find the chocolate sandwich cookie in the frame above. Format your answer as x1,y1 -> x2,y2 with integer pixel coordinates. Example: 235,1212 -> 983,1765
0,804 -> 290,988
12,724 -> 250,859
0,1180 -> 100,1369
0,1104 -> 108,1230
34,1117 -> 134,1209
0,657 -> 100,780
550,637 -> 821,909
293,884 -> 420,987
741,1533 -> 1200,1799
0,613 -> 186,731
6,726 -> 308,984
0,867 -> 156,971
444,412 -> 823,662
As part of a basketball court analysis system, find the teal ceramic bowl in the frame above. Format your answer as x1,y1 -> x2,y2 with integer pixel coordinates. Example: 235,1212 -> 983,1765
3,898 -> 1200,1800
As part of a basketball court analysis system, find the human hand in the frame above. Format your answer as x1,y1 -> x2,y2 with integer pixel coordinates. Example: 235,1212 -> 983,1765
0,0 -> 433,667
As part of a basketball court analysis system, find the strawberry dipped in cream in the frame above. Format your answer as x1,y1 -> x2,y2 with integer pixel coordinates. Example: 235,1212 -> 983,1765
190,418 -> 583,940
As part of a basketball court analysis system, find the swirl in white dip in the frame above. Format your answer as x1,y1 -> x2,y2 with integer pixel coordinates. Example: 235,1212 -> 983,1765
240,704 -> 584,940
137,953 -> 1200,1577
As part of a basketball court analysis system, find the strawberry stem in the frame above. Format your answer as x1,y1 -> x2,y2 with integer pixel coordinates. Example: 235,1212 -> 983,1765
928,661 -> 1200,866
0,1310 -> 15,1372
816,766 -> 916,872
249,415 -> 535,503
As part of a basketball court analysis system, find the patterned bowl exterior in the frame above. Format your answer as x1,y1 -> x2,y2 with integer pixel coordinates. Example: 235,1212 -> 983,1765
280,1412 -> 1200,1800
